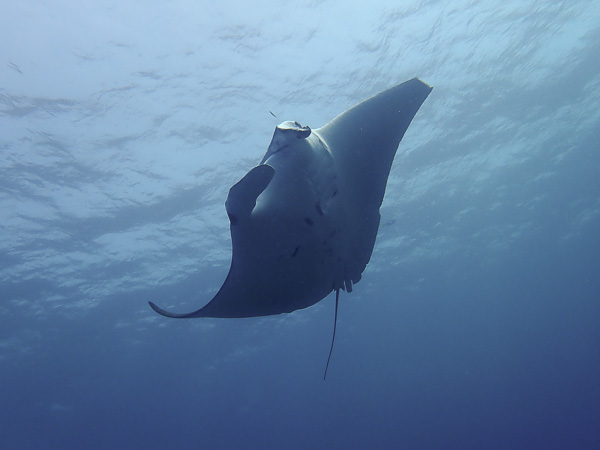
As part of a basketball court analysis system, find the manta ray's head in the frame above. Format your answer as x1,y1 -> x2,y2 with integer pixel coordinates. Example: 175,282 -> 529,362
260,121 -> 312,164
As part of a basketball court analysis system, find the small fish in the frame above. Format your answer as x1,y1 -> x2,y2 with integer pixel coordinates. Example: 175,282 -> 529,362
8,62 -> 23,74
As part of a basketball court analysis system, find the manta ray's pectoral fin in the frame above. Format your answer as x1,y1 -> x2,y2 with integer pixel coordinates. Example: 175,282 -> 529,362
148,165 -> 276,319
225,164 -> 275,225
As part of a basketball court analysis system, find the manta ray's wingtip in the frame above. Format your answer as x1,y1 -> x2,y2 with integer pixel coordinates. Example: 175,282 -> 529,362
410,77 -> 433,91
148,301 -> 188,318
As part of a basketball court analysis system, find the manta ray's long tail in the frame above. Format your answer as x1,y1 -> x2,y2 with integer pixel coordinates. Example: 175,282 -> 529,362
323,289 -> 340,380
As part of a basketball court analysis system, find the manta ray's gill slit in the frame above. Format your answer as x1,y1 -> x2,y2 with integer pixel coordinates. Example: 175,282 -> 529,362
291,246 -> 300,257
315,202 -> 324,216
304,217 -> 314,226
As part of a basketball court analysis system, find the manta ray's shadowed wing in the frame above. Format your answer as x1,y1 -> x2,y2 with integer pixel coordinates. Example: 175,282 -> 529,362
314,78 -> 433,287
149,78 -> 432,319
149,165 -> 276,318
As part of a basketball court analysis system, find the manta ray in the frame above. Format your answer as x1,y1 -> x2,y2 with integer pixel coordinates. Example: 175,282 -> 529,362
149,78 -> 432,377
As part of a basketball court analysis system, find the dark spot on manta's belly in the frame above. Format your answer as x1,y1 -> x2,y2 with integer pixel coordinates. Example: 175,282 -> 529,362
304,217 -> 314,226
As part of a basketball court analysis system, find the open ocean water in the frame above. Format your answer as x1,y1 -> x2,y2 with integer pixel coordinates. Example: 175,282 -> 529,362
1,1 -> 599,449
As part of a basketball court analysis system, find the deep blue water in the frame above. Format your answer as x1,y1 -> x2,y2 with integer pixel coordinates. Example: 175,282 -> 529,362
1,1 -> 599,449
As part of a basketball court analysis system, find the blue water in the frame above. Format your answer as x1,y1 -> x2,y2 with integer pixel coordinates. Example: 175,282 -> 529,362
1,1 -> 599,449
